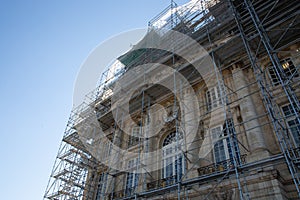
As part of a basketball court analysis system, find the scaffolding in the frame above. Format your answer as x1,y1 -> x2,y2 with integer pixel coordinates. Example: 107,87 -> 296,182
44,0 -> 300,199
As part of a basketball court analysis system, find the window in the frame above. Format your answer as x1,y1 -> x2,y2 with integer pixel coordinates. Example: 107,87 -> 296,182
223,119 -> 241,165
95,173 -> 107,200
211,126 -> 233,167
132,126 -> 141,137
101,133 -> 114,160
162,132 -> 185,185
282,104 -> 300,147
125,158 -> 139,196
128,126 -> 141,147
211,126 -> 228,164
268,58 -> 299,86
101,137 -> 112,160
206,86 -> 223,111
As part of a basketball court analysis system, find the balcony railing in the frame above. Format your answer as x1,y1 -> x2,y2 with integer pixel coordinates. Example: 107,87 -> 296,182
198,154 -> 247,176
102,155 -> 247,199
106,187 -> 137,199
147,175 -> 179,191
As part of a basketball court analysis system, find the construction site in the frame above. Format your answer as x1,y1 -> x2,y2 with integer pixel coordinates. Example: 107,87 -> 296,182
44,0 -> 300,199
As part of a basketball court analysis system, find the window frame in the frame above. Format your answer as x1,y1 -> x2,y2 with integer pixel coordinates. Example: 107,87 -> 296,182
95,173 -> 107,200
206,86 -> 223,111
125,158 -> 139,195
268,57 -> 299,86
281,103 -> 300,148
101,136 -> 112,160
162,132 -> 185,184
210,125 -> 231,165
128,126 -> 142,148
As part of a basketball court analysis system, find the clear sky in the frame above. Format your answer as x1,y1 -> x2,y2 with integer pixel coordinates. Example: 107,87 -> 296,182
0,0 -> 189,199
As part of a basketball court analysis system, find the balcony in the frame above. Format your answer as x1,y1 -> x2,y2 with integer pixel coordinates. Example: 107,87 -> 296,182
197,154 -> 247,176
106,187 -> 137,199
147,175 -> 179,191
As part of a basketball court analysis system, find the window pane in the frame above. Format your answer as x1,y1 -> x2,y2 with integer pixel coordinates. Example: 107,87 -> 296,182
281,104 -> 300,147
268,58 -> 298,86
288,119 -> 300,146
214,140 -> 226,164
126,158 -> 139,195
206,86 -> 223,111
162,132 -> 184,182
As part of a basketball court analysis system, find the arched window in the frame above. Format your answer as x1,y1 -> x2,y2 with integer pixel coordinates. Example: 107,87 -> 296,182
162,132 -> 185,185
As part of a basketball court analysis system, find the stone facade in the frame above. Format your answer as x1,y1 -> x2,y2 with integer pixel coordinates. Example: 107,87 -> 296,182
44,0 -> 300,199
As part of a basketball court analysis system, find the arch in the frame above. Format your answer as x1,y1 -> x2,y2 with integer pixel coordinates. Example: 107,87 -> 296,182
162,131 -> 185,185
162,131 -> 183,147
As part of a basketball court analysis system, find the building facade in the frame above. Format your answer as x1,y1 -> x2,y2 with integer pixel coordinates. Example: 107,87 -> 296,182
45,0 -> 300,199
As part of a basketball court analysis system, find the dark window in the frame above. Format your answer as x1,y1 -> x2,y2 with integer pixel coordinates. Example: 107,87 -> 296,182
268,58 -> 299,86
282,104 -> 300,147
95,173 -> 107,200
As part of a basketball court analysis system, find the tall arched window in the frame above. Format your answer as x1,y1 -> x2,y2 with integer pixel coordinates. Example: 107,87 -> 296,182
162,132 -> 185,185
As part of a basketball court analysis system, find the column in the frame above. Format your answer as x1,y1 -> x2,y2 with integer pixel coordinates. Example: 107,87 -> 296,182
232,63 -> 269,161
182,88 -> 201,172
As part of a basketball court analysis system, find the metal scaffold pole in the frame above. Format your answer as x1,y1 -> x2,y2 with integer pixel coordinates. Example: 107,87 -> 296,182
228,0 -> 300,197
205,19 -> 249,200
44,0 -> 300,199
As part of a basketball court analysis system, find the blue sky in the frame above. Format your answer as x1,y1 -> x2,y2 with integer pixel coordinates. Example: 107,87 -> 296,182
0,0 -> 189,199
